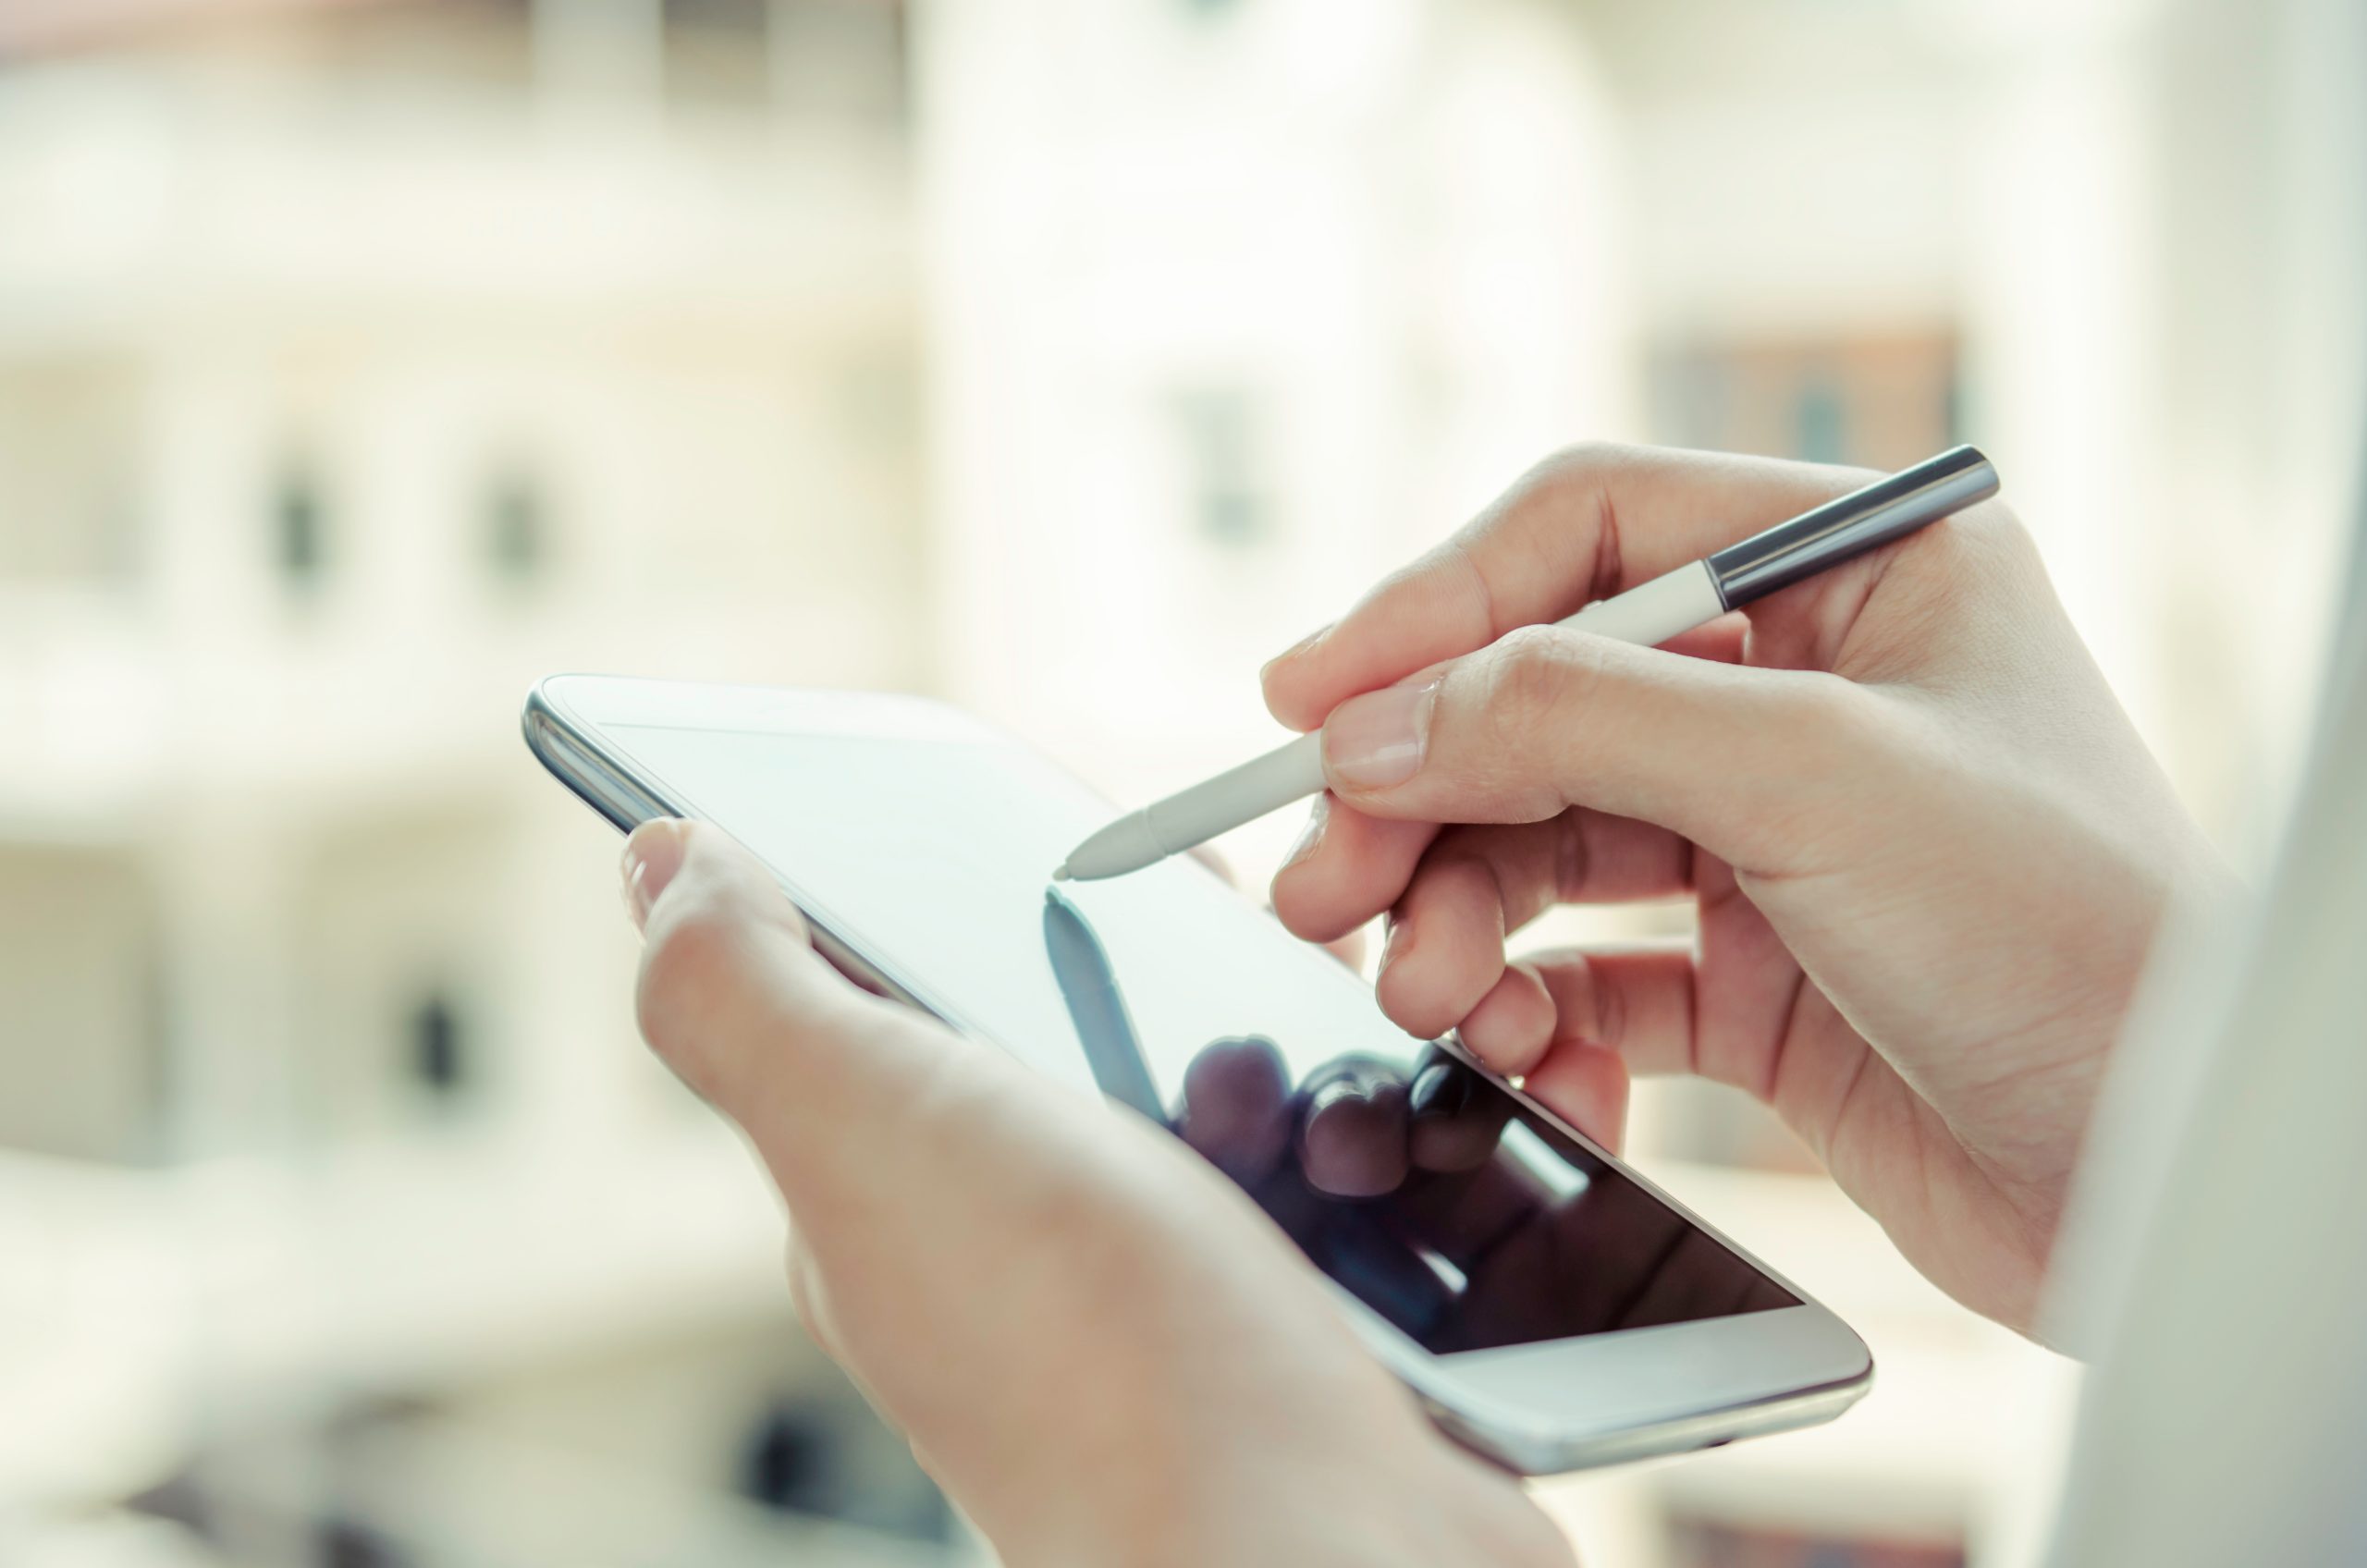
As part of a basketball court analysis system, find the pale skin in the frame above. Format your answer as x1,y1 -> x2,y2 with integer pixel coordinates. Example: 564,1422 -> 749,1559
619,445 -> 2220,1563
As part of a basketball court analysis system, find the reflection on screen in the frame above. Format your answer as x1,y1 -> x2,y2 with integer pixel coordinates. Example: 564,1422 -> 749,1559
607,723 -> 1795,1352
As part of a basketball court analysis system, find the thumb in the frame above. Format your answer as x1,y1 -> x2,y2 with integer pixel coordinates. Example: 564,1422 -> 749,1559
623,819 -> 967,1182
1316,625 -> 1883,871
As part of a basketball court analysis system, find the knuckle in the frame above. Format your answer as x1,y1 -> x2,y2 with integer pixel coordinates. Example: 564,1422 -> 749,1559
1469,627 -> 1605,816
1487,625 -> 1604,729
1919,498 -> 2043,592
1520,440 -> 1635,511
1539,437 -> 1629,481
1962,496 -> 2035,548
1967,500 -> 2048,578
1487,441 -> 1618,512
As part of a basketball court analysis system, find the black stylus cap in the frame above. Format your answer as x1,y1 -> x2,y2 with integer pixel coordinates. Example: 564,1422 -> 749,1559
1706,445 -> 2000,607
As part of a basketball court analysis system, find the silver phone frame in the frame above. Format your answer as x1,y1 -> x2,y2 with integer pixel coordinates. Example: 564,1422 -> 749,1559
524,674 -> 1873,1475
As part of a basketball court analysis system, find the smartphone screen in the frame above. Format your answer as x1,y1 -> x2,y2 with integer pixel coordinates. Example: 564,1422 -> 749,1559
604,719 -> 1796,1354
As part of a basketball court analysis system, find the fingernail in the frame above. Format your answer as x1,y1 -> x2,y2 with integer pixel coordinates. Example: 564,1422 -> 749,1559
1306,1074 -> 1365,1121
1279,796 -> 1330,872
1409,1061 -> 1472,1121
1261,622 -> 1332,684
1323,680 -> 1437,790
620,818 -> 690,931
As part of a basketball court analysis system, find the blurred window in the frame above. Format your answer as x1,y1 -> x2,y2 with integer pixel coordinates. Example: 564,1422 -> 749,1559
1650,331 -> 1960,472
1171,386 -> 1273,549
739,1401 -> 830,1513
737,1392 -> 954,1539
409,992 -> 469,1098
315,1517 -> 401,1568
275,468 -> 329,588
484,470 -> 550,586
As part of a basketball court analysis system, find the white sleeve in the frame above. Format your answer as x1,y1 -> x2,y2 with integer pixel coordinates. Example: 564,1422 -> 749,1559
2039,542 -> 2367,1565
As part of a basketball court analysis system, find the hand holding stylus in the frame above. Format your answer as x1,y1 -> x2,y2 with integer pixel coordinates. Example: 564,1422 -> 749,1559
1059,447 -> 1997,881
1263,443 -> 2221,1332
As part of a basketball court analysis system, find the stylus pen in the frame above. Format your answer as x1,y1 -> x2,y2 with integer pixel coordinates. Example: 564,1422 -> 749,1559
1055,445 -> 2000,882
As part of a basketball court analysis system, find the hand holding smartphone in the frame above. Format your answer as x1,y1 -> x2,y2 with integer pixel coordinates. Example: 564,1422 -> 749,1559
527,676 -> 1870,1474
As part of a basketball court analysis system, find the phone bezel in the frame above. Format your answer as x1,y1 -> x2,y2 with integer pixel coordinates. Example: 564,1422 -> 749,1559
525,673 -> 1873,1474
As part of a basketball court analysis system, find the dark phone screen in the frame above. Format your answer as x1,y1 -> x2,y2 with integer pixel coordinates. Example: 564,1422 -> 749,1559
607,721 -> 1795,1353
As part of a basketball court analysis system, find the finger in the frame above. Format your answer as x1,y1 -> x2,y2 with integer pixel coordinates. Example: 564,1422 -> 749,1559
626,819 -> 963,1175
1532,937 -> 1829,1113
1519,1044 -> 1631,1157
1355,815 -> 1692,1045
1269,805 -> 1382,975
1174,1035 -> 1295,1184
1319,625 -> 1884,873
1263,445 -> 1869,730
1295,1056 -> 1414,1198
1451,962 -> 1556,1077
1373,856 -> 1507,1045
1270,794 -> 1437,944
1527,946 -> 1701,1080
1367,807 -> 1699,1046
1282,805 -> 1697,985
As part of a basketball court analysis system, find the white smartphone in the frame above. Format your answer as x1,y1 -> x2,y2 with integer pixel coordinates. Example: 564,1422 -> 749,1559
524,674 -> 1871,1474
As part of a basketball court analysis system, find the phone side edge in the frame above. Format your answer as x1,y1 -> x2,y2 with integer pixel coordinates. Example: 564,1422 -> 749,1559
1417,1341 -> 1873,1476
521,677 -> 939,1012
523,678 -> 679,831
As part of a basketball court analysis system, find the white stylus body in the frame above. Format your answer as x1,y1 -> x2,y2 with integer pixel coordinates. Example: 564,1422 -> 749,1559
1054,559 -> 1725,881
1055,447 -> 1999,883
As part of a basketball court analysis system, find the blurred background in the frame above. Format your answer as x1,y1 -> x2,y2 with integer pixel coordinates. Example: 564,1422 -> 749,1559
1,0 -> 2361,1563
